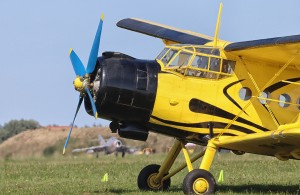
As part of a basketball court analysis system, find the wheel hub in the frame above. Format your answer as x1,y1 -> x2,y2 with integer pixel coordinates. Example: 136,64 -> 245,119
147,173 -> 162,189
193,178 -> 209,194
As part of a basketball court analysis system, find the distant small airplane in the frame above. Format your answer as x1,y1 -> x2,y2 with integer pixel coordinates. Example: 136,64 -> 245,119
72,135 -> 132,157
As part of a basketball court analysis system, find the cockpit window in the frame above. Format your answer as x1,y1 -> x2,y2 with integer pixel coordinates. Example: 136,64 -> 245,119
196,48 -> 220,56
209,57 -> 221,72
168,52 -> 192,67
156,45 -> 235,80
161,49 -> 177,65
156,48 -> 169,60
191,55 -> 209,70
222,59 -> 235,74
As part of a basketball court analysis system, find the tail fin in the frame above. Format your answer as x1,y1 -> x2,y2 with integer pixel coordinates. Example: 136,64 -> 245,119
98,135 -> 106,145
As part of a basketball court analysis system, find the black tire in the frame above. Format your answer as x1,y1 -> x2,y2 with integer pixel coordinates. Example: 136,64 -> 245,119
137,164 -> 171,191
183,169 -> 217,195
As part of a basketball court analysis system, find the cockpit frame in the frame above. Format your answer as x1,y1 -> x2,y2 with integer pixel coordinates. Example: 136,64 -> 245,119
156,44 -> 236,80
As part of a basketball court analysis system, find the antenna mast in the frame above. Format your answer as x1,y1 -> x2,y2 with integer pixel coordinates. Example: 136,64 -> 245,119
213,3 -> 223,47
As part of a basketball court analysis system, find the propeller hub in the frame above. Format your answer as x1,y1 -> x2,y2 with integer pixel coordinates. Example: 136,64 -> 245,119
74,77 -> 84,92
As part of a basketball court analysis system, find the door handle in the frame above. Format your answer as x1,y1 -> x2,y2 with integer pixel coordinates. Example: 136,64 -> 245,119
169,99 -> 179,106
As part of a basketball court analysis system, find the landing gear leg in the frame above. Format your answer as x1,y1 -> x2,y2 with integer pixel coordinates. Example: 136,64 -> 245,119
183,140 -> 218,194
137,139 -> 181,191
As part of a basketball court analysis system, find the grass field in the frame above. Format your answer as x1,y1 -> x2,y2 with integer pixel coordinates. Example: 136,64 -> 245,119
1,152 -> 300,194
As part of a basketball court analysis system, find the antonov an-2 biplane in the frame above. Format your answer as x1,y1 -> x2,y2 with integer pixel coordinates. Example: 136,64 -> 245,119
63,4 -> 300,194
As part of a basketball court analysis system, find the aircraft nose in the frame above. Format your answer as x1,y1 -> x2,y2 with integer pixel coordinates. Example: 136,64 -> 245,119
83,52 -> 160,123
116,140 -> 121,147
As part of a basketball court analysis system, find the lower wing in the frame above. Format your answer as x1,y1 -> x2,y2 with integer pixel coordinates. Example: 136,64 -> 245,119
216,117 -> 300,160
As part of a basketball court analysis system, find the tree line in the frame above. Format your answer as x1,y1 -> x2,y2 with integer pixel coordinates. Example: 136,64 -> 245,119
0,119 -> 40,143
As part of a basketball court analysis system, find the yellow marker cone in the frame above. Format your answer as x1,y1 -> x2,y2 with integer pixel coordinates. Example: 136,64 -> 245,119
101,173 -> 108,182
217,170 -> 224,183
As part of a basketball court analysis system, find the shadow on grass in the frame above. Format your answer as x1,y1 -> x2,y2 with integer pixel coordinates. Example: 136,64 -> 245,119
94,184 -> 300,194
218,184 -> 300,194
93,186 -> 183,194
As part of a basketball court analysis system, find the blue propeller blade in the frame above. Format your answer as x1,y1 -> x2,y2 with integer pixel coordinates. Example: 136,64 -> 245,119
63,96 -> 83,154
69,49 -> 86,77
86,14 -> 104,74
85,87 -> 98,119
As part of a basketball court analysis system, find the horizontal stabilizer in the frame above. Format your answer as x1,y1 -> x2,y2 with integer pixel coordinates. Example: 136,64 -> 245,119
117,18 -> 212,45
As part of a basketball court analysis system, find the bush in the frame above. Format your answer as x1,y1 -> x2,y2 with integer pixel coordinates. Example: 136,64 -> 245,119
43,146 -> 56,157
0,119 -> 40,143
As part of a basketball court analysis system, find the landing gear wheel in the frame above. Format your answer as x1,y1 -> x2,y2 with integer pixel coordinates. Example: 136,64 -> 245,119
183,169 -> 217,195
137,164 -> 171,191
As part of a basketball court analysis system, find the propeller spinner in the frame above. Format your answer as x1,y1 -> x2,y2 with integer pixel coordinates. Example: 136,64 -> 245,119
63,14 -> 104,154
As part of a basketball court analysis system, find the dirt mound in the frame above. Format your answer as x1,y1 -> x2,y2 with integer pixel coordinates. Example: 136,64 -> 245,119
0,126 -> 175,159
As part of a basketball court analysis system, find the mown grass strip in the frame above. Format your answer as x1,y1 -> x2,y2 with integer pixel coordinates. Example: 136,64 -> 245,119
1,153 -> 300,194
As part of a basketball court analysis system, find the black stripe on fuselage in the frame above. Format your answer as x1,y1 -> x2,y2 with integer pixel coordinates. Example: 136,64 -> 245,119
189,98 -> 269,132
151,115 -> 257,134
265,77 -> 300,93
223,80 -> 247,115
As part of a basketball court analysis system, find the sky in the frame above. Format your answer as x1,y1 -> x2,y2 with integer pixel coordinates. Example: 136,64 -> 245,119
1,0 -> 300,127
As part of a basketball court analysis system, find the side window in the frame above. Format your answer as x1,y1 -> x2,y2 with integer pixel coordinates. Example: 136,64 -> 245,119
169,52 -> 191,67
191,55 -> 209,70
161,49 -> 176,65
279,94 -> 291,108
239,87 -> 252,101
206,57 -> 220,79
222,60 -> 236,74
187,55 -> 209,78
209,57 -> 220,72
259,91 -> 271,104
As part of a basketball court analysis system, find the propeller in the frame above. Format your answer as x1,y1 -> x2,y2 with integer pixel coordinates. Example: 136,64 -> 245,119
63,96 -> 83,155
63,14 -> 104,154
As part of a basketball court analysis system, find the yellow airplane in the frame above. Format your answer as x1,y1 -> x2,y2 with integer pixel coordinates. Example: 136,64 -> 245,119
64,4 -> 300,194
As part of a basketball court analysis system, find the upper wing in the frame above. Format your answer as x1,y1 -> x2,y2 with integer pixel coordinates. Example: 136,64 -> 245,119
117,18 -> 213,45
224,34 -> 300,66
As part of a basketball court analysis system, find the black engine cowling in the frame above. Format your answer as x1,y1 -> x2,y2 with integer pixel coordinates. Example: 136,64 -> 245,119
84,52 -> 160,141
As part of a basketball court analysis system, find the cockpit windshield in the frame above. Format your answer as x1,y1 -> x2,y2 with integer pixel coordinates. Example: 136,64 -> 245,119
156,45 -> 235,80
162,49 -> 177,65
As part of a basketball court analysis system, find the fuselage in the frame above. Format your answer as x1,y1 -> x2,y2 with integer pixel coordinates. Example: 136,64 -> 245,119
85,43 -> 300,145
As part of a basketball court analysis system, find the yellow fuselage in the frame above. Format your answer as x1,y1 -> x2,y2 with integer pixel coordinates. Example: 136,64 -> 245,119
149,43 -> 300,141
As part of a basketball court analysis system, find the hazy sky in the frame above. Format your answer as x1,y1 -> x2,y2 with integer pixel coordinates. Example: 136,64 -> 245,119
1,1 -> 300,127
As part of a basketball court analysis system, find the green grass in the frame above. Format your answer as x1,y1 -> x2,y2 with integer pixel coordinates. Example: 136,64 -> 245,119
1,153 -> 300,194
